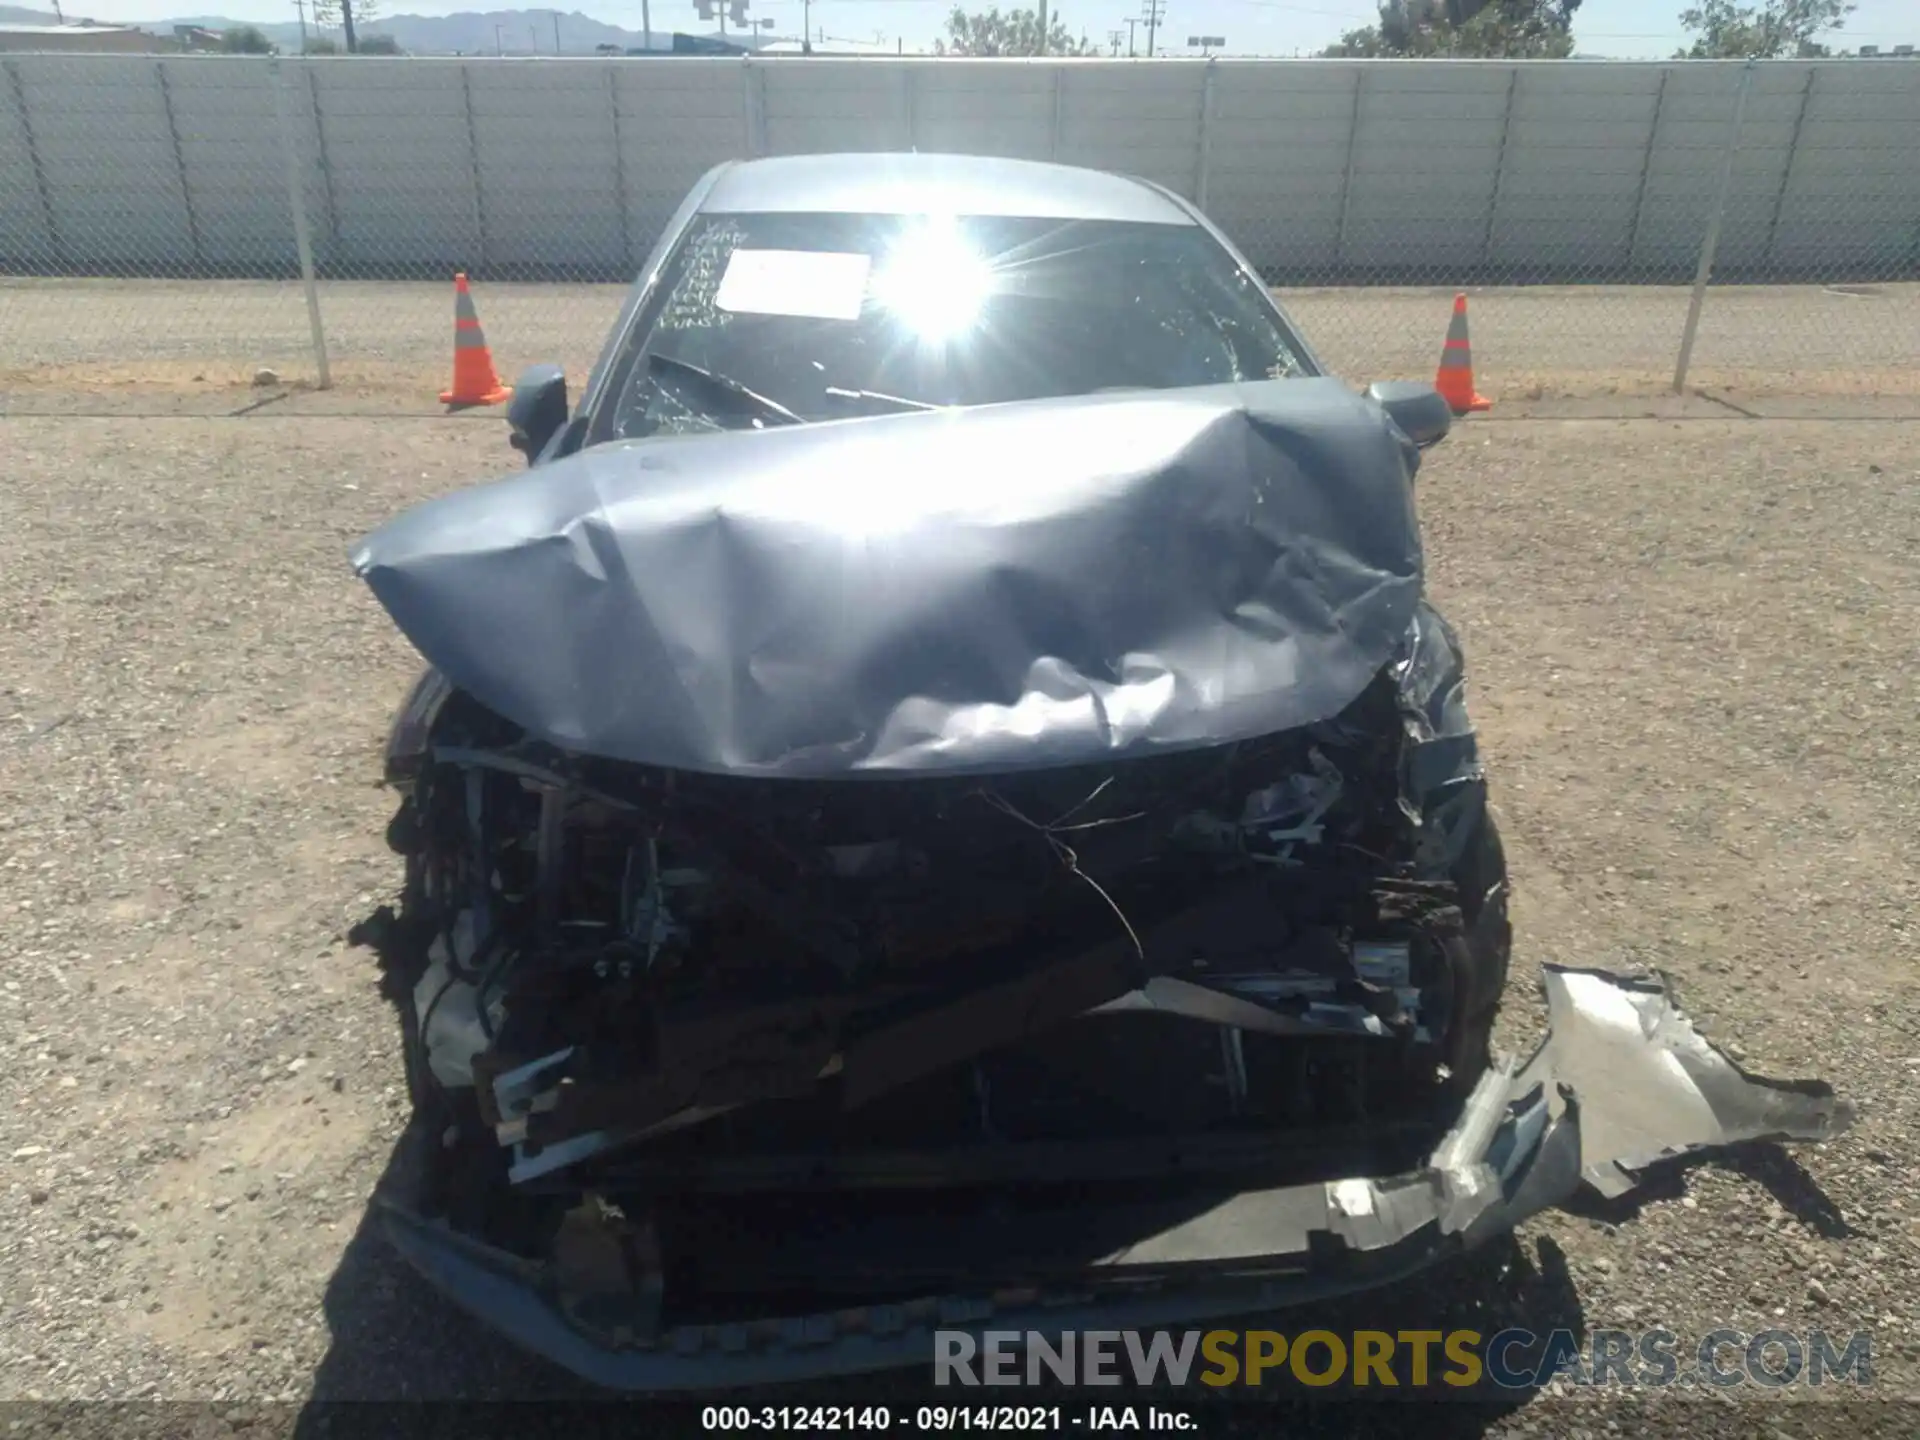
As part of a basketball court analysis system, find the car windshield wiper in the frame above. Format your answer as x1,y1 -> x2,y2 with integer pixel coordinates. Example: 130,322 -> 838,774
822,385 -> 941,414
646,350 -> 803,428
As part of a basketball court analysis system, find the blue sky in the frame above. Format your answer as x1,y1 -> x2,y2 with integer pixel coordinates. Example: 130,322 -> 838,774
57,0 -> 1918,57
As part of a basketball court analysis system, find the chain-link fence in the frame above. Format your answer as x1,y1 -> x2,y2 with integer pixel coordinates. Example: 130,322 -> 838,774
2,53 -> 1916,408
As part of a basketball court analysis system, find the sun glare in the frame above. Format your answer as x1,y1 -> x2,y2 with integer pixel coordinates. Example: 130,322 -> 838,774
870,217 -> 994,340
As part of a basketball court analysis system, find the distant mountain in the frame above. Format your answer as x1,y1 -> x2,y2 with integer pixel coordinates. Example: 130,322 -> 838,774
0,4 -> 766,53
171,8 -> 721,52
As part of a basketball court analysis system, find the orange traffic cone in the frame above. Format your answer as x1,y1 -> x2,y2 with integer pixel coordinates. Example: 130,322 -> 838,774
439,272 -> 511,408
1434,292 -> 1491,416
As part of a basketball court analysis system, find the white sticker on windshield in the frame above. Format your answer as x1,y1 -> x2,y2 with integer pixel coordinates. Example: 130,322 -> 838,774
714,249 -> 872,321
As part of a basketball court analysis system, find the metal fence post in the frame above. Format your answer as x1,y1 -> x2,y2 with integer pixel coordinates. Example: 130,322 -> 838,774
1763,65 -> 1816,272
1481,65 -> 1518,268
607,64 -> 633,274
269,57 -> 331,389
305,65 -> 341,258
1333,66 -> 1365,269
4,59 -> 63,268
1049,64 -> 1064,162
901,62 -> 917,150
1624,66 -> 1669,272
1672,59 -> 1755,394
742,57 -> 766,158
460,64 -> 489,270
156,60 -> 204,266
1194,58 -> 1216,209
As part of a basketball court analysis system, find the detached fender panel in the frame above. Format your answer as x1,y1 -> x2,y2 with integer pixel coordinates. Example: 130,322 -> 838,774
1519,966 -> 1852,1199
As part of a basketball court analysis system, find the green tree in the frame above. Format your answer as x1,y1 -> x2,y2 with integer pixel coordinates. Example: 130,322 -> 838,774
220,23 -> 275,52
1676,0 -> 1854,57
358,32 -> 402,52
302,35 -> 339,52
934,6 -> 1097,55
1324,0 -> 1580,57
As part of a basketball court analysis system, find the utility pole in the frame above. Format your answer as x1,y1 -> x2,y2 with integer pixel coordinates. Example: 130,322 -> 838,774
339,0 -> 357,52
293,0 -> 307,49
1140,0 -> 1162,55
801,0 -> 810,51
1036,0 -> 1047,53
641,0 -> 651,50
1106,26 -> 1122,53
551,9 -> 561,51
1124,16 -> 1136,53
494,20 -> 504,51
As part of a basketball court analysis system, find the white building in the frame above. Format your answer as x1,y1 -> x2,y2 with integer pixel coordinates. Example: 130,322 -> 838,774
0,20 -> 167,52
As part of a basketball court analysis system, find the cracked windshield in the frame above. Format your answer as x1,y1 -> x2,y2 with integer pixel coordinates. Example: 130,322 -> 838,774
604,212 -> 1310,440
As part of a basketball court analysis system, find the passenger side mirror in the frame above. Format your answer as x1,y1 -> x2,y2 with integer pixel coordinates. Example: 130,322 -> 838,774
508,364 -> 569,463
1366,381 -> 1453,450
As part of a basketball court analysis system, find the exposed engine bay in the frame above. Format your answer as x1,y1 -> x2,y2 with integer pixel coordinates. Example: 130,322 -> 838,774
378,603 -> 1512,1338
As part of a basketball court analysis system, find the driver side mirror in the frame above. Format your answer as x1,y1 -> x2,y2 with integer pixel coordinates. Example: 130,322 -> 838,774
508,364 -> 568,463
1366,381 -> 1453,450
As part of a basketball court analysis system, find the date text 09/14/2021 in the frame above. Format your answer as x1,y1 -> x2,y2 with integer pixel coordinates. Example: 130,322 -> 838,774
701,1406 -> 1197,1431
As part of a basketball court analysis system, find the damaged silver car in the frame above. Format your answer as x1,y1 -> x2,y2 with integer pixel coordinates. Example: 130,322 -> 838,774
350,154 -> 1850,1390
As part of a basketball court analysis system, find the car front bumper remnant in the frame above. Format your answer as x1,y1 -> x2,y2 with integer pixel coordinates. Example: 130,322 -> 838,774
378,964 -> 1850,1393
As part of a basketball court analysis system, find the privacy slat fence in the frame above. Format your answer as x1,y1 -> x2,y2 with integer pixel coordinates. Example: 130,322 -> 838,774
2,54 -> 1917,398
2,54 -> 1916,281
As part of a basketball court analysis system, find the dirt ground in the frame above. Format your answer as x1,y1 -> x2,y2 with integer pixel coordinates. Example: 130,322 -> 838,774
2,278 -> 1918,405
1,398 -> 1918,1436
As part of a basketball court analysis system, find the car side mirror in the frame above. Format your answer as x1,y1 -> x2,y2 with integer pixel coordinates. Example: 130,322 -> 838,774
508,364 -> 568,463
1366,381 -> 1453,450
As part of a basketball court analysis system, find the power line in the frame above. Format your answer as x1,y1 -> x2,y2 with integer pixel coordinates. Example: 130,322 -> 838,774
1140,0 -> 1164,56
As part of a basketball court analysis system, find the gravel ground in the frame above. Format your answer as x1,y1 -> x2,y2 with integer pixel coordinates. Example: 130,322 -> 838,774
0,405 -> 1916,1436
3,278 -> 1918,404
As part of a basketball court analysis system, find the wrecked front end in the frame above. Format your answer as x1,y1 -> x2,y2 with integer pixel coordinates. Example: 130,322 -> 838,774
352,382 -> 1849,1390
371,956 -> 1850,1392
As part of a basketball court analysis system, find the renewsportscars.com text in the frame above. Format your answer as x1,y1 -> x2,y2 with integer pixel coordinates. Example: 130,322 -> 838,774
933,1328 -> 1873,1390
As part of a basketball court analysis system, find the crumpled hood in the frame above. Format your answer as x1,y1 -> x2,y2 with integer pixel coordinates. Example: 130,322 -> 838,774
351,377 -> 1424,778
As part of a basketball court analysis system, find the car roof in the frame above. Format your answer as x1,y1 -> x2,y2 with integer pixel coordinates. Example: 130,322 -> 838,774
697,153 -> 1198,227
